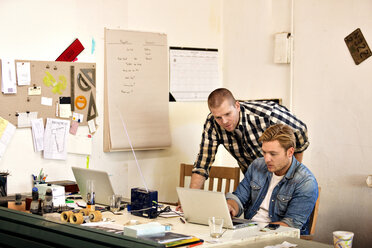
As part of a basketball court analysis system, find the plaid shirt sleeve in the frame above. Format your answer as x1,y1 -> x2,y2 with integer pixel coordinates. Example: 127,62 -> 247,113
192,114 -> 221,179
270,104 -> 309,153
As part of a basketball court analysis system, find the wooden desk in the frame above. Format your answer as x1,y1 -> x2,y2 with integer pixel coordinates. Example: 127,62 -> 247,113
227,237 -> 333,248
94,209 -> 300,247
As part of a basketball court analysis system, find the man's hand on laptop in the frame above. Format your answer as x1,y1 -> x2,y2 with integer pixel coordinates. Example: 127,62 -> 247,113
227,199 -> 239,217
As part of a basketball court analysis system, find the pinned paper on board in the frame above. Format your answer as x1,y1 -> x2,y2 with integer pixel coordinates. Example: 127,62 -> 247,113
69,121 -> 79,135
72,112 -> 84,122
28,86 -> 41,96
31,118 -> 44,152
43,118 -> 70,160
1,59 -> 17,94
59,97 -> 72,118
16,62 -> 31,85
41,97 -> 53,106
17,112 -> 38,128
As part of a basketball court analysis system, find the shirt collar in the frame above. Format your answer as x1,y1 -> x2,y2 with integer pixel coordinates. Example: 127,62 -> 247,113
284,156 -> 299,180
237,104 -> 244,130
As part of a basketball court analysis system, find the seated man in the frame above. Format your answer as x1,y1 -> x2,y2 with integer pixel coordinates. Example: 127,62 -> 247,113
226,124 -> 318,235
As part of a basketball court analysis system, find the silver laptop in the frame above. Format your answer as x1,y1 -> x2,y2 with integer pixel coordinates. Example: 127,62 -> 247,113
176,187 -> 257,229
71,167 -> 115,206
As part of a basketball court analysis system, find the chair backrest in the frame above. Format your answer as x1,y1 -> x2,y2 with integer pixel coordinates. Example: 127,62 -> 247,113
301,186 -> 321,240
179,163 -> 240,194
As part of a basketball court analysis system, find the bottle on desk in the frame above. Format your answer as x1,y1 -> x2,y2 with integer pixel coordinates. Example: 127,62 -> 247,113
43,188 -> 53,213
30,187 -> 41,215
86,179 -> 95,211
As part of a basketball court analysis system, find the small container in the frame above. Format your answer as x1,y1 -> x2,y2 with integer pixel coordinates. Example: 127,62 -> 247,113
30,187 -> 40,215
43,188 -> 53,213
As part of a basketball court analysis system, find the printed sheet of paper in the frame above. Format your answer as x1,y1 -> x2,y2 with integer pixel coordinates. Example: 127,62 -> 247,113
0,117 -> 16,160
31,118 -> 44,152
1,59 -> 17,94
17,112 -> 38,128
16,62 -> 31,85
43,118 -> 70,160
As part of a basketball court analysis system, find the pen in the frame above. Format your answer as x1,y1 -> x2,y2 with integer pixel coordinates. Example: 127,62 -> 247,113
179,217 -> 186,224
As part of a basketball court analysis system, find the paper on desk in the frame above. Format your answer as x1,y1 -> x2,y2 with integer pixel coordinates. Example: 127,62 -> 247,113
18,112 -> 38,128
31,118 -> 44,152
158,210 -> 184,218
0,117 -> 16,160
264,241 -> 297,248
43,118 -> 70,160
16,62 -> 31,85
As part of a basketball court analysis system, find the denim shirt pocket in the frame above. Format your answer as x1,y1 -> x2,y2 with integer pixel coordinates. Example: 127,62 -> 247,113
250,181 -> 261,202
275,194 -> 292,216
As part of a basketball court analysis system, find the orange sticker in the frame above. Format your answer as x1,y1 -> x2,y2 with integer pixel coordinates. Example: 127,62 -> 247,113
75,95 -> 87,110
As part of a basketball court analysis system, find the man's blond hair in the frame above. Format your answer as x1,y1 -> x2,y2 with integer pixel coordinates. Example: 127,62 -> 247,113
259,124 -> 296,151
207,88 -> 237,109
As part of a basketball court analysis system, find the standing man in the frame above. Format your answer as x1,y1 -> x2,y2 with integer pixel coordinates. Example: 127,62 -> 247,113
190,88 -> 309,189
226,124 -> 318,234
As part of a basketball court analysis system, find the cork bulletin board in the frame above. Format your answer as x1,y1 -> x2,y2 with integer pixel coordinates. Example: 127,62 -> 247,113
0,60 -> 97,127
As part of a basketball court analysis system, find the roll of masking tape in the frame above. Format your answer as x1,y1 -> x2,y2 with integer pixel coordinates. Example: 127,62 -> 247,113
366,175 -> 372,187
60,211 -> 73,222
70,213 -> 84,224
79,209 -> 90,216
89,211 -> 102,222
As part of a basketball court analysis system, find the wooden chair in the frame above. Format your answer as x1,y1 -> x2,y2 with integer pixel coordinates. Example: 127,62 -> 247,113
179,163 -> 240,194
300,187 -> 321,240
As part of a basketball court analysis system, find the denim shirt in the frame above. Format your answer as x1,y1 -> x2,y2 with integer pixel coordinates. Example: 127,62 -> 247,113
226,156 -> 318,235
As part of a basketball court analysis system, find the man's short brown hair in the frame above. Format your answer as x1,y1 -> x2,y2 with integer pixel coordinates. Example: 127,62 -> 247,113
207,88 -> 237,109
259,124 -> 296,151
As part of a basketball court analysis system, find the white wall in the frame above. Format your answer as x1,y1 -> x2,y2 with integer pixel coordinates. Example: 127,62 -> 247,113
293,1 -> 372,247
223,0 -> 372,247
0,0 -> 221,203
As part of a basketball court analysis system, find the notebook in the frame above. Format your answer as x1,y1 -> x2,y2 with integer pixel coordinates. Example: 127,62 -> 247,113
71,167 -> 115,206
176,187 -> 256,229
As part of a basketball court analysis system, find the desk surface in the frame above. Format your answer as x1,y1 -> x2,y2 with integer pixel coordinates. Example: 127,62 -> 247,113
48,206 -> 300,248
228,237 -> 333,248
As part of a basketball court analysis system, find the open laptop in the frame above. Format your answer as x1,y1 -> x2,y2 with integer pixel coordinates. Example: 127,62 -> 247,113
176,187 -> 256,229
71,167 -> 115,206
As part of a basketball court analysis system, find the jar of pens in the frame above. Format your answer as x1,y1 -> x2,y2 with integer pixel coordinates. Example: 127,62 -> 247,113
32,168 -> 47,185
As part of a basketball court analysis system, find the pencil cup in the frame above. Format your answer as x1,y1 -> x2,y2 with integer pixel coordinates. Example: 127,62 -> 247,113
208,217 -> 224,238
333,231 -> 354,248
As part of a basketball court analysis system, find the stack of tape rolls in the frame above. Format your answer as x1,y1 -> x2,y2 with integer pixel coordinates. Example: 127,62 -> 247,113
89,211 -> 102,222
60,211 -> 73,222
60,209 -> 102,224
70,212 -> 86,224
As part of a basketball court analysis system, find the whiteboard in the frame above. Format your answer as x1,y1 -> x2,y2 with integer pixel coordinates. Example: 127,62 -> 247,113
104,29 -> 171,151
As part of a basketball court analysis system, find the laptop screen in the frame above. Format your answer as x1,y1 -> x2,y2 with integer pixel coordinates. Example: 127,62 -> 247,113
176,187 -> 236,228
71,167 -> 115,206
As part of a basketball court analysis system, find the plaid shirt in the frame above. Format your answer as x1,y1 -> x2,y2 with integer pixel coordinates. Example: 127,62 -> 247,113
193,101 -> 309,179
